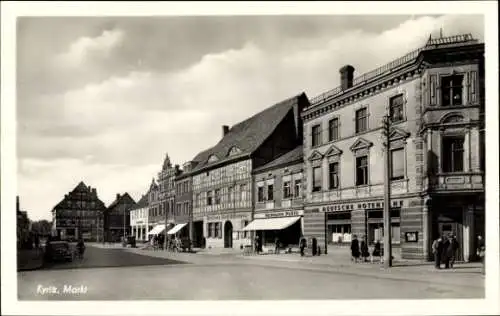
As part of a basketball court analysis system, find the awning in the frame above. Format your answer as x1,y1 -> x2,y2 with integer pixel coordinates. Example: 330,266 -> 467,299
242,216 -> 301,231
167,223 -> 187,235
147,224 -> 165,235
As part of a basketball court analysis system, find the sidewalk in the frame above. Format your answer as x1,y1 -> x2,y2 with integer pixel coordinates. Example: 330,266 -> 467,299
17,248 -> 44,271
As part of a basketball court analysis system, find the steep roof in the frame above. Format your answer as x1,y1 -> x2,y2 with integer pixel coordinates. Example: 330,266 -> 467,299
131,194 -> 149,210
189,93 -> 306,174
253,145 -> 303,173
107,193 -> 136,211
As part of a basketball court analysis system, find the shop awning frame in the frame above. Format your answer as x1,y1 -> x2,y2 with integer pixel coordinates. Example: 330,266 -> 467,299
147,224 -> 165,235
241,216 -> 301,231
167,223 -> 187,235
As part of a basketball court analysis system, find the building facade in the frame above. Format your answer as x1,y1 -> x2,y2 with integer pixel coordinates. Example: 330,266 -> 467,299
147,178 -> 163,233
104,193 -> 136,242
188,93 -> 309,249
246,146 -> 304,250
157,154 -> 180,235
301,33 -> 484,261
174,164 -> 193,243
51,181 -> 107,241
130,194 -> 149,241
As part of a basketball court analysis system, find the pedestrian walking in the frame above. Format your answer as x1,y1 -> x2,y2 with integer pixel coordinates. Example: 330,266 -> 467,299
448,234 -> 460,269
371,240 -> 382,263
476,235 -> 485,275
360,238 -> 370,263
299,236 -> 307,257
254,235 -> 260,254
274,237 -> 280,254
76,238 -> 86,260
351,235 -> 360,263
312,238 -> 318,256
442,234 -> 455,269
432,236 -> 444,269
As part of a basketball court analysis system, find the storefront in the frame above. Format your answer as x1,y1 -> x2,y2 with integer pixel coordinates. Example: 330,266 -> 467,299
242,210 -> 303,249
203,212 -> 252,249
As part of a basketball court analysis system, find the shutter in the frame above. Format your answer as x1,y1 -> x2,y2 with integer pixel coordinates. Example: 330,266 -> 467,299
429,75 -> 437,106
464,72 -> 470,105
422,76 -> 428,107
435,74 -> 441,106
470,71 -> 478,104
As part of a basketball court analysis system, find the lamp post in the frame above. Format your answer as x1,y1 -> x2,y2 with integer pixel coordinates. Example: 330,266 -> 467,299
382,115 -> 393,268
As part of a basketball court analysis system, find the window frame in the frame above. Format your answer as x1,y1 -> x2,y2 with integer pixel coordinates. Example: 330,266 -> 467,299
311,124 -> 322,147
267,184 -> 274,201
355,155 -> 369,186
312,166 -> 322,192
294,179 -> 302,198
441,74 -> 464,107
442,136 -> 465,173
389,94 -> 405,123
390,148 -> 405,180
328,162 -> 340,190
355,107 -> 369,134
328,117 -> 340,142
283,180 -> 291,199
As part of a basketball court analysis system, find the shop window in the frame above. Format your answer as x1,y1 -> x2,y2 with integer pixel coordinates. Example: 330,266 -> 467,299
242,220 -> 249,238
257,186 -> 265,202
313,166 -> 322,192
329,162 -> 339,189
389,94 -> 404,123
328,118 -> 339,141
311,124 -> 322,147
442,136 -> 464,172
391,148 -> 405,180
283,181 -> 291,199
355,107 -> 368,134
294,179 -> 302,198
441,75 -> 464,106
356,156 -> 369,186
267,184 -> 274,201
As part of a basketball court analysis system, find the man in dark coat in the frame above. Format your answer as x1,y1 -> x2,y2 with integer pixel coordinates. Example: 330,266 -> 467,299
448,234 -> 460,268
351,235 -> 360,263
299,236 -> 306,257
442,234 -> 456,269
432,236 -> 443,269
476,235 -> 485,275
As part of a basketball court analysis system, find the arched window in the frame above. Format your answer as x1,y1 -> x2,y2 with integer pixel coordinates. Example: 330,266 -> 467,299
441,114 -> 464,124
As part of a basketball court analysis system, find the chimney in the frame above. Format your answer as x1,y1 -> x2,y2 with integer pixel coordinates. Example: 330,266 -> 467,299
116,193 -> 121,200
16,196 -> 20,212
339,65 -> 355,90
222,125 -> 230,137
92,188 -> 97,197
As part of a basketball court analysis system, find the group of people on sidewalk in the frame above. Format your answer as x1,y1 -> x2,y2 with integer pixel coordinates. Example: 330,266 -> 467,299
350,235 -> 384,263
432,233 -> 485,273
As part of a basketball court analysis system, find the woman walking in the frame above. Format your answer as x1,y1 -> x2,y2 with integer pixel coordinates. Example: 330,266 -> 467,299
351,235 -> 360,263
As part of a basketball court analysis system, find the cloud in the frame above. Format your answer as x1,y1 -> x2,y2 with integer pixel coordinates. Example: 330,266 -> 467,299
16,15 -> 485,221
56,29 -> 125,67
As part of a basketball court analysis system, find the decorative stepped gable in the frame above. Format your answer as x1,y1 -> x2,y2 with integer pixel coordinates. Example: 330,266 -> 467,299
52,181 -> 106,212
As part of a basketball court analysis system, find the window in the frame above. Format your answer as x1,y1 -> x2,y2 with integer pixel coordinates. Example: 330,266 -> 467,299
389,94 -> 404,123
214,189 -> 221,205
329,162 -> 339,189
283,181 -> 291,199
228,186 -> 234,203
442,136 -> 464,172
328,118 -> 339,141
441,75 -> 464,106
267,184 -> 274,201
355,107 -> 368,133
207,191 -> 213,206
313,167 -> 322,192
356,156 -> 369,186
311,124 -> 322,147
257,186 -> 265,202
214,223 -> 221,238
240,184 -> 247,201
242,220 -> 249,238
391,148 -> 405,180
294,179 -> 302,198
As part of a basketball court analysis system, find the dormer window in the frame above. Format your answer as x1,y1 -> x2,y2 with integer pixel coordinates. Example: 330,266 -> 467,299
228,146 -> 241,156
208,155 -> 219,163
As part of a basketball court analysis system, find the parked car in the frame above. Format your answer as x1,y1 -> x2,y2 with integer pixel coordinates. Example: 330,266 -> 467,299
44,241 -> 74,262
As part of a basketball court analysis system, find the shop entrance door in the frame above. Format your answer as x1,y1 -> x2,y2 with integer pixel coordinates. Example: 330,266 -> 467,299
224,221 -> 233,248
437,209 -> 463,261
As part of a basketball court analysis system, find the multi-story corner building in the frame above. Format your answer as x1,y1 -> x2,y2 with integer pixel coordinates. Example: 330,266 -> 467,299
186,93 -> 309,249
173,163 -> 194,243
130,194 -> 149,241
301,33 -> 484,261
51,181 -> 107,241
244,145 -> 304,249
104,193 -> 136,242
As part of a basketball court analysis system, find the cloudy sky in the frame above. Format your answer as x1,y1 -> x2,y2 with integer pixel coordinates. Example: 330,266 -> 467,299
16,14 -> 484,221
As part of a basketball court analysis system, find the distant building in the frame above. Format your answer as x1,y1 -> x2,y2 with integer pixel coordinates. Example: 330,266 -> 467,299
51,181 -> 107,241
185,93 -> 309,249
156,154 -> 182,240
246,145 -> 304,250
17,196 -> 31,249
173,163 -> 193,244
130,194 -> 149,241
301,33 -> 484,261
104,193 -> 136,242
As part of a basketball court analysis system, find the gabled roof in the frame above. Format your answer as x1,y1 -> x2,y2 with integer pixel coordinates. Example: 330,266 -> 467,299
52,181 -> 106,212
188,93 -> 307,174
131,194 -> 149,210
107,193 -> 136,211
253,146 -> 303,173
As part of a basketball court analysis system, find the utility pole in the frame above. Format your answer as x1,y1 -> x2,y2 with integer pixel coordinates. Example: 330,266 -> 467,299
382,115 -> 393,268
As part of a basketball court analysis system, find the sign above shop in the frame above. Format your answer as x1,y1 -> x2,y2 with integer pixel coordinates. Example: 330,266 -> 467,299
322,199 -> 405,213
207,213 -> 250,221
254,210 -> 304,219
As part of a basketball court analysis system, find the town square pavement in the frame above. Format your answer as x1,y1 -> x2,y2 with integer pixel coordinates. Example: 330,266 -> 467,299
17,243 -> 484,300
